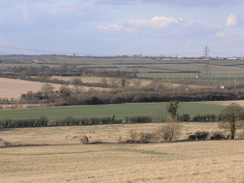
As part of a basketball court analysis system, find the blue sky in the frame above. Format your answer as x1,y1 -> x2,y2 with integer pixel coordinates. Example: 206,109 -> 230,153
1,0 -> 244,57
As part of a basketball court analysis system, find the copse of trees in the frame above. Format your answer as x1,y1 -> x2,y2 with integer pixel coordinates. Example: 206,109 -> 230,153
18,83 -> 244,107
0,64 -> 138,80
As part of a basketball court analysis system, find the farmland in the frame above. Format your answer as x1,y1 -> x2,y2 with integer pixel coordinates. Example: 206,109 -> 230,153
0,102 -> 226,123
2,56 -> 244,75
0,78 -> 62,99
1,56 -> 244,182
0,123 -> 244,183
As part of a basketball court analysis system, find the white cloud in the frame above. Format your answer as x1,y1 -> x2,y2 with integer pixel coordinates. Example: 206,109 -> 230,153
226,13 -> 239,27
97,16 -> 182,31
143,0 -> 243,7
94,0 -> 243,7
215,30 -> 244,40
215,31 -> 226,37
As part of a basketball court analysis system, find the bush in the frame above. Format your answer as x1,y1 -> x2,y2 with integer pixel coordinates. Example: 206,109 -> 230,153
188,134 -> 197,140
210,131 -> 225,140
0,138 -> 11,146
194,131 -> 209,140
155,122 -> 181,141
128,129 -> 138,142
138,132 -> 155,143
192,114 -> 216,122
125,115 -> 152,123
238,130 -> 244,139
179,114 -> 191,122
0,117 -> 49,128
122,129 -> 155,143
80,135 -> 89,144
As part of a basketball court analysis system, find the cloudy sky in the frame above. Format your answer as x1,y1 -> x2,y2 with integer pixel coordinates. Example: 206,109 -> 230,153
1,0 -> 244,57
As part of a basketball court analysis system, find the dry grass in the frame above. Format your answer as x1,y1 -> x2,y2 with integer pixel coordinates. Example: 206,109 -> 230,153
0,77 -> 109,100
1,123 -> 244,182
198,100 -> 244,107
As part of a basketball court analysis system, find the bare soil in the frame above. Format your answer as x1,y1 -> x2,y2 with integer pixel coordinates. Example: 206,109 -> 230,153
0,78 -> 61,99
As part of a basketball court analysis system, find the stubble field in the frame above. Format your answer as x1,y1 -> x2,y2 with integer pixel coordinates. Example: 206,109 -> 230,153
0,78 -> 62,99
0,78 -> 108,99
0,123 -> 244,183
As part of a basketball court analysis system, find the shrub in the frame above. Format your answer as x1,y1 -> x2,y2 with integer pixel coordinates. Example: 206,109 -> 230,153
210,131 -> 225,140
194,131 -> 209,140
238,130 -> 244,139
138,132 -> 155,143
179,114 -> 191,122
122,129 -> 155,143
192,114 -> 216,122
188,134 -> 197,140
0,117 -> 49,128
128,129 -> 138,142
80,135 -> 89,144
125,115 -> 152,123
155,122 -> 181,142
101,117 -> 112,124
0,138 -> 11,146
80,118 -> 90,125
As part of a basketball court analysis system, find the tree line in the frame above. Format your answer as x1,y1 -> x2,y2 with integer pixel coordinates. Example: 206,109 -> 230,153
18,83 -> 244,106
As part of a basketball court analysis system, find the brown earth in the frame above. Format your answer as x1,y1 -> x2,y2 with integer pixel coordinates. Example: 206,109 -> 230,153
0,78 -> 108,99
198,100 -> 244,107
0,78 -> 62,99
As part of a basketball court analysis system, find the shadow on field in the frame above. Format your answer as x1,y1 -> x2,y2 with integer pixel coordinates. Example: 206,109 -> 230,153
1,139 -> 241,149
0,128 -> 14,132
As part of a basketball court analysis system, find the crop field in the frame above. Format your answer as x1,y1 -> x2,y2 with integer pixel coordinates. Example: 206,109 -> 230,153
138,72 -> 244,82
2,56 -> 244,182
0,78 -> 62,99
0,102 -> 226,123
2,56 -> 244,75
0,123 -> 244,183
0,78 -> 110,100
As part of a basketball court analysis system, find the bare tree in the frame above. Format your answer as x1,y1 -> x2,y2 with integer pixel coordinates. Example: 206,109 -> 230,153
40,83 -> 54,99
131,78 -> 142,87
100,77 -> 109,87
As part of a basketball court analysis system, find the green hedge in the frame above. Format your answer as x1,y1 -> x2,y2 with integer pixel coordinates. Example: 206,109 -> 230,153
0,116 -> 48,128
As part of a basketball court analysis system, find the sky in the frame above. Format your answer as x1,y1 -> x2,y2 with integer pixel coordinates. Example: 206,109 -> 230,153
1,0 -> 244,57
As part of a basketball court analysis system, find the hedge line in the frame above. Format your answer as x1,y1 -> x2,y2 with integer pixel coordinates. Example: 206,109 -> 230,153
0,113 -> 219,128
0,116 -> 48,128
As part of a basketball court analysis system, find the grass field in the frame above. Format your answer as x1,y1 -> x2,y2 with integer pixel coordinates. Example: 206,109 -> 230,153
2,56 -> 244,76
0,102 -> 226,123
0,123 -> 244,183
138,72 -> 244,82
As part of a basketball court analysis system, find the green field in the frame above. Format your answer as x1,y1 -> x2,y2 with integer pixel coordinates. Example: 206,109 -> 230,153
0,102 -> 225,123
2,57 -> 244,82
138,72 -> 244,82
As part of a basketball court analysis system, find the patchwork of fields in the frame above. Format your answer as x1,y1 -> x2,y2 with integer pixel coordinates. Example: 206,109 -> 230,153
1,57 -> 244,182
